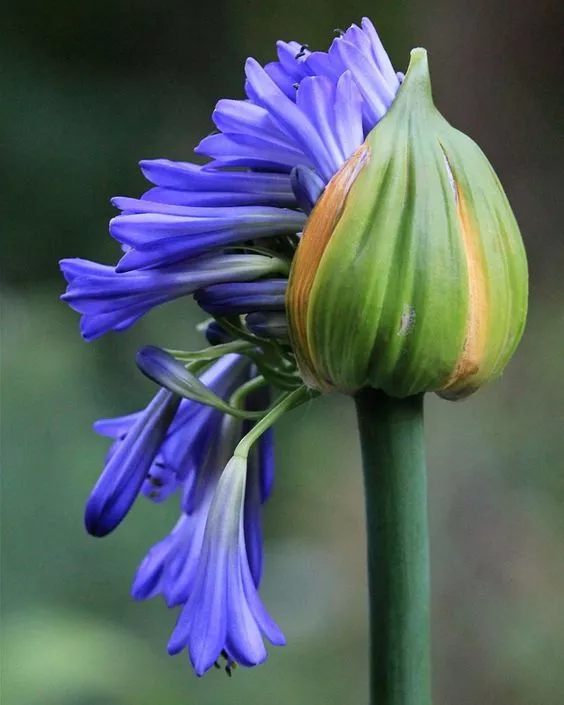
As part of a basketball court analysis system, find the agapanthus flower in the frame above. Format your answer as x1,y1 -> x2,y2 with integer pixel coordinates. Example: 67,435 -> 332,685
60,16 -> 527,678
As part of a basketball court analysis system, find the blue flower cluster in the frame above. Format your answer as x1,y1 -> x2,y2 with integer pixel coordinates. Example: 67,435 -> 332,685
60,18 -> 400,676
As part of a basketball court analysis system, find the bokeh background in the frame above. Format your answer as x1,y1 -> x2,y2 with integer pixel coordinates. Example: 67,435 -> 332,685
2,1 -> 563,703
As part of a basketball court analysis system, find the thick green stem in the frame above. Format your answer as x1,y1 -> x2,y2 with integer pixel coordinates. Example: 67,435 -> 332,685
354,389 -> 431,705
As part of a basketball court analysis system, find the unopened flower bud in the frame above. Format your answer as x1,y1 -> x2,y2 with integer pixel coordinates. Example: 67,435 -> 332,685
287,48 -> 528,399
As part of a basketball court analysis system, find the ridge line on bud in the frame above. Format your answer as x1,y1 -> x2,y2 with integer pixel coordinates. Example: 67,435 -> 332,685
439,180 -> 489,396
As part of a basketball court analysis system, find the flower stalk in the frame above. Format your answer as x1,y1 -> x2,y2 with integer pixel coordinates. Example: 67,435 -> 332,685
354,389 -> 431,705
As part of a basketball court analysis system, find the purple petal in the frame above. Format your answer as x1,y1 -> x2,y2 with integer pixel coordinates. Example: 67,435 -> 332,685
84,389 -> 180,537
244,453 -> 263,586
275,41 -> 311,80
334,71 -> 364,160
195,279 -> 287,317
196,132 -> 311,171
62,254 -> 284,338
245,58 -> 337,182
141,186 -> 296,208
296,76 -> 346,169
331,37 -> 395,124
139,159 -> 293,195
225,539 -> 267,668
93,412 -> 140,438
290,165 -> 325,214
264,61 -> 297,99
258,428 -> 275,503
360,17 -> 401,89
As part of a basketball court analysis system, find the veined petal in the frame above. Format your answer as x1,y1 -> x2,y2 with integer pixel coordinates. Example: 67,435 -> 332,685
225,527 -> 267,668
110,205 -> 306,249
240,543 -> 286,647
245,58 -> 337,182
61,254 -> 284,339
139,159 -> 292,194
296,76 -> 345,171
134,413 -> 243,607
243,448 -> 263,586
167,458 -> 241,662
334,71 -> 364,159
360,17 -> 400,88
264,61 -> 297,99
212,99 -> 295,146
168,455 -> 282,674
196,132 -> 310,171
303,50 -> 341,81
132,344 -> 274,607
331,37 -> 396,123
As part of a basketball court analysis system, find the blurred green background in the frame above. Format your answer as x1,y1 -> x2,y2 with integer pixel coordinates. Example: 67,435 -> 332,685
2,0 -> 563,703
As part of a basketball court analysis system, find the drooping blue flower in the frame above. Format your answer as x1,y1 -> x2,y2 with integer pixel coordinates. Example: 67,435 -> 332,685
166,454 -> 285,676
131,413 -> 275,609
88,354 -> 249,535
129,379 -> 277,676
60,253 -> 286,340
85,389 -> 181,537
131,412 -> 243,608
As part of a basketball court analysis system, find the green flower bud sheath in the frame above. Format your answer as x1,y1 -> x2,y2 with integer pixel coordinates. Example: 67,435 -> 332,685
287,49 -> 527,399
355,390 -> 431,705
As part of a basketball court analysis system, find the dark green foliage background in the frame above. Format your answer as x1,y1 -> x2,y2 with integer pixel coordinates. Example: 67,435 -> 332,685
2,1 -> 563,703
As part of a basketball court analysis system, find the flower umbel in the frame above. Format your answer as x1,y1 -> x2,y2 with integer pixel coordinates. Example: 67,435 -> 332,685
60,16 -> 527,678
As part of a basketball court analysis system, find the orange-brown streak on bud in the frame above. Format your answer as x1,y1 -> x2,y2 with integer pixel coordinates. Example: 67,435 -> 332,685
441,190 -> 489,397
287,144 -> 370,389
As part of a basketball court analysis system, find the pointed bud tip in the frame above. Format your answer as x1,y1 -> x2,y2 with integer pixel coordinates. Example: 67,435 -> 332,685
396,47 -> 433,107
136,345 -> 179,386
409,47 -> 428,61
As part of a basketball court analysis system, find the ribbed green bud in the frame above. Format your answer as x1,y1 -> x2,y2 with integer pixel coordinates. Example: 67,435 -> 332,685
286,48 -> 528,400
